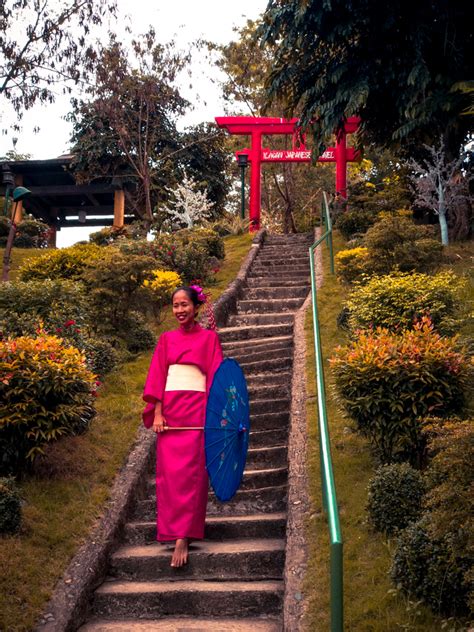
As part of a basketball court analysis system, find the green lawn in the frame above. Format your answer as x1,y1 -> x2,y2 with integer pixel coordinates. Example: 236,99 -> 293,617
0,233 -> 253,632
304,232 -> 472,631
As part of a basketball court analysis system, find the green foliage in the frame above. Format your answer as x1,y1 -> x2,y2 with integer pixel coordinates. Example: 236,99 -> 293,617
88,225 -> 140,246
18,243 -> 104,281
335,247 -> 370,285
208,213 -> 251,236
261,0 -> 472,153
82,337 -> 119,377
83,250 -> 155,334
391,516 -> 471,617
152,234 -> 211,284
0,334 -> 97,476
363,216 -> 443,275
0,216 -> 50,249
346,271 -> 467,335
174,227 -> 225,260
0,279 -> 89,347
120,312 -> 155,354
330,318 -> 469,464
335,210 -> 377,240
367,463 -> 425,536
0,478 -> 22,535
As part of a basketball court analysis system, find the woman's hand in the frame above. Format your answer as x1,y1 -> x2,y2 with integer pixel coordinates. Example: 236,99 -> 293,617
153,409 -> 166,433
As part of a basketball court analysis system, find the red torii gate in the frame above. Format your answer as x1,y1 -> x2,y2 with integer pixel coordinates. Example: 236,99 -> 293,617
215,116 -> 361,232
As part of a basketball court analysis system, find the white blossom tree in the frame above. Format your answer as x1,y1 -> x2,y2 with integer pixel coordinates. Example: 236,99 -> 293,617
163,173 -> 214,229
408,140 -> 473,245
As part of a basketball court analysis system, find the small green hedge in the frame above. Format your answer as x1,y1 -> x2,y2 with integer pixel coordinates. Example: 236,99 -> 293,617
345,271 -> 466,335
18,243 -> 104,281
367,463 -> 425,536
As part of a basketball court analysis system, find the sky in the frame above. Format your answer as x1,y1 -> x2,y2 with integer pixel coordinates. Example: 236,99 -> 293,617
1,0 -> 268,245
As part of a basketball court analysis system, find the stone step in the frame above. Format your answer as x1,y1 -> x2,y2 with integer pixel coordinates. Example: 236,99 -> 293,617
218,323 -> 293,343
245,286 -> 309,300
237,298 -> 304,314
248,383 -> 291,400
92,580 -> 284,619
108,539 -> 285,582
123,513 -> 287,545
251,397 -> 289,416
253,258 -> 309,268
245,372 -> 291,388
247,445 -> 288,469
264,234 -> 312,242
229,345 -> 292,366
133,486 -> 287,521
248,269 -> 310,280
245,277 -> 310,288
240,355 -> 292,376
228,313 -> 294,328
221,334 -> 293,353
249,428 -> 288,448
248,411 -> 290,431
79,617 -> 281,631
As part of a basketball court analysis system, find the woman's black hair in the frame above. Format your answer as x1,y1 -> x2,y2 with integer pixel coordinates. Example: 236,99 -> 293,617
172,286 -> 204,307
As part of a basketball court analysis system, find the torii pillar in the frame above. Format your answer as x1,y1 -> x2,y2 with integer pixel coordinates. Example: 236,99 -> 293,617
215,116 -> 361,232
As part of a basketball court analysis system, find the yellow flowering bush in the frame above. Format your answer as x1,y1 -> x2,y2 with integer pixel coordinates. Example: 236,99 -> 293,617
335,247 -> 370,284
143,270 -> 182,314
18,243 -> 104,281
0,333 -> 98,475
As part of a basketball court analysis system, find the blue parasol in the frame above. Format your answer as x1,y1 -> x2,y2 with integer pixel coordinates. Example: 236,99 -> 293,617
205,358 -> 250,502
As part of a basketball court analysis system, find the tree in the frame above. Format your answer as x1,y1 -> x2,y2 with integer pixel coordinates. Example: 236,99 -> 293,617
69,31 -> 189,224
178,122 -> 231,219
161,173 -> 214,230
408,140 -> 473,245
0,0 -> 116,117
261,0 -> 473,156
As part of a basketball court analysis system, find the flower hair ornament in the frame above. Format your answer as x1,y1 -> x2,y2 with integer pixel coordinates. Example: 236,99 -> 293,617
190,284 -> 217,331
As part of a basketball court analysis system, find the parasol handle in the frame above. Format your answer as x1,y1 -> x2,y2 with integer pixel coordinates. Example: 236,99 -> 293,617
163,426 -> 204,431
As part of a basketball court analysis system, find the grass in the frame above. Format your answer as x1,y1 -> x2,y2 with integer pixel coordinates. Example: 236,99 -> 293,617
0,233 -> 253,632
1,247 -> 47,280
304,232 -> 472,631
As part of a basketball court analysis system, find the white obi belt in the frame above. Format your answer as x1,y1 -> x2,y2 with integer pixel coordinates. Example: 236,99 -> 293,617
165,364 -> 206,393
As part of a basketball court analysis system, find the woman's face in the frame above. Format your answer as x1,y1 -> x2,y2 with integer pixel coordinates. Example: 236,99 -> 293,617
172,290 -> 198,328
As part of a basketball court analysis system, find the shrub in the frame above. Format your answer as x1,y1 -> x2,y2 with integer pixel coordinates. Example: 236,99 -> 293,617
18,243 -> 104,281
0,216 -> 49,248
89,225 -> 131,245
345,271 -> 467,335
363,216 -> 443,275
121,312 -> 155,353
174,227 -> 225,260
335,247 -> 370,284
0,477 -> 22,535
0,333 -> 97,475
0,279 -> 89,346
83,337 -> 119,377
208,214 -> 250,236
330,318 -> 469,464
153,234 -> 211,283
83,250 -> 156,333
335,209 -> 377,240
391,516 -> 471,617
367,463 -> 425,536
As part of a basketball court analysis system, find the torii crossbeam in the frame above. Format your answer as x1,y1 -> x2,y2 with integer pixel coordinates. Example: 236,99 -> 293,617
215,116 -> 361,231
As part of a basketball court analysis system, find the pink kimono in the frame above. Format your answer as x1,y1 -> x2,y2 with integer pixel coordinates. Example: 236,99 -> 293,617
142,323 -> 223,541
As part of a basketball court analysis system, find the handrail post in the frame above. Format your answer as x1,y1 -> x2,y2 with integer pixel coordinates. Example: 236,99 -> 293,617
309,193 -> 343,631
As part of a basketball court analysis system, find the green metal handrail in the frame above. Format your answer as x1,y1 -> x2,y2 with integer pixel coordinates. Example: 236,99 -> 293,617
309,191 -> 343,631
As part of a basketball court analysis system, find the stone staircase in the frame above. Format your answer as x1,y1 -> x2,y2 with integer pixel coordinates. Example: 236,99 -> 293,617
79,233 -> 313,632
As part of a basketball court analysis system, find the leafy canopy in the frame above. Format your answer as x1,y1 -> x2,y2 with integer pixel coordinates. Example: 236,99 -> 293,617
261,0 -> 473,153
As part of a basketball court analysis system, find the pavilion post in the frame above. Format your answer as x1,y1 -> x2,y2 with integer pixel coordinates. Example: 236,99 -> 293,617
113,189 -> 125,228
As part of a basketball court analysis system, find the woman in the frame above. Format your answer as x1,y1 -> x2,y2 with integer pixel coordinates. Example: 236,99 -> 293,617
142,285 -> 223,567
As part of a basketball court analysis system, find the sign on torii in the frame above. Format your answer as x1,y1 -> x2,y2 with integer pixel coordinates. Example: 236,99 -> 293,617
215,116 -> 361,232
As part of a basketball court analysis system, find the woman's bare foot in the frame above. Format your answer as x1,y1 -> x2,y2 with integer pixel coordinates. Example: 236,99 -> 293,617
171,538 -> 189,567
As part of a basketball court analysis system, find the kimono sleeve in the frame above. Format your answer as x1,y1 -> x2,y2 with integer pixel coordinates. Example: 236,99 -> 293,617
142,334 -> 168,428
206,331 -> 224,398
